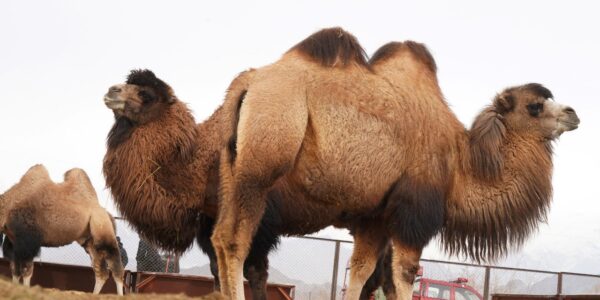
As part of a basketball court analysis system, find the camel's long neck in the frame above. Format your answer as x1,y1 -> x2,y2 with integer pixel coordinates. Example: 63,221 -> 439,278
103,102 -> 223,252
444,132 -> 554,261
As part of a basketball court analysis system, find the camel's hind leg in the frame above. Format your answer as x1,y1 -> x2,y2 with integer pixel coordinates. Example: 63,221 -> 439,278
212,83 -> 308,300
212,175 -> 267,300
106,250 -> 125,295
390,240 -> 422,300
345,228 -> 388,300
83,242 -> 111,294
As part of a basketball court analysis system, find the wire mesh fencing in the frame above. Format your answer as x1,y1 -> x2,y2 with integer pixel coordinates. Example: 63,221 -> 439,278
2,219 -> 600,299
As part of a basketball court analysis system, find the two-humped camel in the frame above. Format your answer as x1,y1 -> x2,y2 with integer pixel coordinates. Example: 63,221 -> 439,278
0,165 -> 124,295
209,27 -> 580,300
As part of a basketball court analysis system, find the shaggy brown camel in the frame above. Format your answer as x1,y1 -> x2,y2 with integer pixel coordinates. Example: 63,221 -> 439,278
210,27 -> 580,300
0,165 -> 125,295
103,68 -> 386,300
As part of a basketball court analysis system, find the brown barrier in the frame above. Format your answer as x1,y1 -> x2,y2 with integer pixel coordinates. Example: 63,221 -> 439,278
0,258 -> 294,299
0,258 -> 129,294
132,271 -> 295,300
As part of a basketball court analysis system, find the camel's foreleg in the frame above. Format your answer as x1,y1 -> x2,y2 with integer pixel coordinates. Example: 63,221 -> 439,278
22,261 -> 34,287
390,240 -> 422,300
345,228 -> 388,300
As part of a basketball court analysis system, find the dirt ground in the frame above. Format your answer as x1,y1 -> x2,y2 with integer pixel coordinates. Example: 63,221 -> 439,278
0,277 -> 226,300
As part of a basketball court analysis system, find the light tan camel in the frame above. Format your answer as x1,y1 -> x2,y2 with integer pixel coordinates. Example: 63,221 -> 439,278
0,164 -> 124,295
210,27 -> 580,300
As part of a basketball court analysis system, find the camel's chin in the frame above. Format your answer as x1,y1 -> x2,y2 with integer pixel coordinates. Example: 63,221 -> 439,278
104,97 -> 126,111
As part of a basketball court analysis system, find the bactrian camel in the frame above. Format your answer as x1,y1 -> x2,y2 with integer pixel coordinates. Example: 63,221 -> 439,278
103,67 -> 393,299
0,164 -> 124,295
210,27 -> 580,300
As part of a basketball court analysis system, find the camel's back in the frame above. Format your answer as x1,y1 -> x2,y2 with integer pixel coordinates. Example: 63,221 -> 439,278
2,166 -> 99,246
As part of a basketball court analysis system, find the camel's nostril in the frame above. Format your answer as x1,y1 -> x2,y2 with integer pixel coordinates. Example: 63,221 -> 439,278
109,86 -> 122,93
563,106 -> 576,114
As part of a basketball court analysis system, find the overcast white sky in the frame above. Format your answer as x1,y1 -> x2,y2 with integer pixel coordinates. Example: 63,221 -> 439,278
1,0 -> 598,273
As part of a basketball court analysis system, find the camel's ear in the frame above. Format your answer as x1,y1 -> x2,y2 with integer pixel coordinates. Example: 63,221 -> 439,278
493,92 -> 515,115
469,107 -> 506,181
167,96 -> 177,104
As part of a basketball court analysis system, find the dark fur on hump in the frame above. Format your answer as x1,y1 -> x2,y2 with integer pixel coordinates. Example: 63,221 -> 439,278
126,69 -> 172,101
369,41 -> 437,73
3,207 -> 43,276
290,27 -> 369,68
382,175 -> 445,249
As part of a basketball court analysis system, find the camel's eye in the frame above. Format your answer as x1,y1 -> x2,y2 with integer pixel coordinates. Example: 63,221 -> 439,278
527,102 -> 544,117
139,90 -> 156,104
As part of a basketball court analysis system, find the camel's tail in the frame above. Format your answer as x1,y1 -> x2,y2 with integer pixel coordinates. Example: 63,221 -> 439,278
3,207 -> 43,276
89,208 -> 119,258
225,69 -> 255,165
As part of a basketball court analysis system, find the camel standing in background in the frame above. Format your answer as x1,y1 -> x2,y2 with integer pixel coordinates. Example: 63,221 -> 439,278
210,27 -> 580,300
0,165 -> 124,295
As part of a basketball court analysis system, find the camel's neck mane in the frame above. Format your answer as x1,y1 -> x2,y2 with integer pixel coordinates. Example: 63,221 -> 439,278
370,47 -> 555,261
103,102 -> 223,252
443,116 -> 554,262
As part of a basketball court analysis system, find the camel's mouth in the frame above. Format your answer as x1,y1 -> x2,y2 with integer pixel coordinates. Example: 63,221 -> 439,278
103,95 -> 125,112
559,114 -> 580,132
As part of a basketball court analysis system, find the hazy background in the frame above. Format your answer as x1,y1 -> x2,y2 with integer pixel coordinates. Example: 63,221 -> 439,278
1,0 -> 598,274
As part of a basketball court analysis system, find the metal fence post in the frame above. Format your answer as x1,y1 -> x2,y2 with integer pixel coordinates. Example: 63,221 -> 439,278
557,272 -> 563,298
331,241 -> 341,300
483,266 -> 491,300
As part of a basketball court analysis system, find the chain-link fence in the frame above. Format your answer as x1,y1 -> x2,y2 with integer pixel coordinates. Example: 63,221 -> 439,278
2,219 -> 599,299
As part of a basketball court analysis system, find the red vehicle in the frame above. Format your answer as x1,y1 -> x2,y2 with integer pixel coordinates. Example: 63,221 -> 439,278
341,261 -> 483,300
412,268 -> 483,300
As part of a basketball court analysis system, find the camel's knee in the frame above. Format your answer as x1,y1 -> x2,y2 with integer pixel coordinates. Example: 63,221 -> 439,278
108,257 -> 125,280
399,262 -> 420,284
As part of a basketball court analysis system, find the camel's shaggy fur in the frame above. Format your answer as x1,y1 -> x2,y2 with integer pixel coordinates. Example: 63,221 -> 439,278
211,27 -> 580,300
103,66 -> 391,300
104,69 -> 291,300
0,165 -> 124,295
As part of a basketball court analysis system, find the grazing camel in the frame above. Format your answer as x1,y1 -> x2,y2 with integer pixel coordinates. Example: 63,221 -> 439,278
0,165 -> 125,295
210,27 -> 580,300
103,68 -> 386,299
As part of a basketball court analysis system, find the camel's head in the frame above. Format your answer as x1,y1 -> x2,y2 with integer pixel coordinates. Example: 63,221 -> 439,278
104,69 -> 176,124
493,83 -> 579,140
